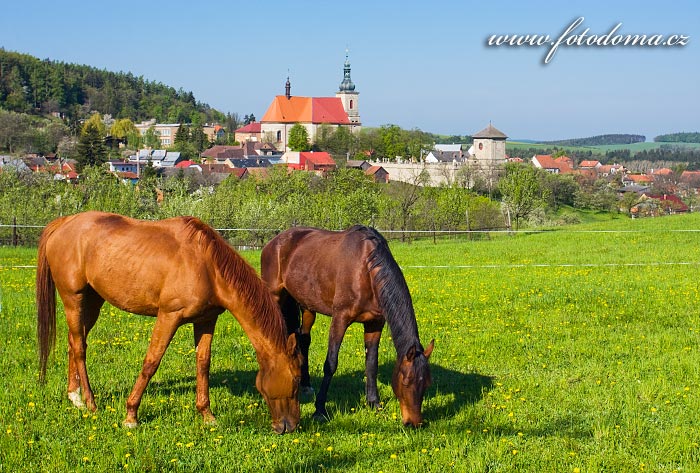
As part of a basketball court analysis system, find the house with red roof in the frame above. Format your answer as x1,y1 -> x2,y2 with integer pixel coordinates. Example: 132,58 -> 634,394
531,155 -> 574,174
625,174 -> 654,185
579,160 -> 601,169
283,151 -> 337,173
365,165 -> 389,183
235,122 -> 262,142
261,55 -> 361,151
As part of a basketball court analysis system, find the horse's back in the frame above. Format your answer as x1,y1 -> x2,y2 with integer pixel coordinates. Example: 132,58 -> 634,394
43,211 -> 214,315
262,226 -> 380,317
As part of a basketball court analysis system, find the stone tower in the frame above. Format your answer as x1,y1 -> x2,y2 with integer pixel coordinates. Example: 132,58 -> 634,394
469,123 -> 508,170
336,51 -> 361,125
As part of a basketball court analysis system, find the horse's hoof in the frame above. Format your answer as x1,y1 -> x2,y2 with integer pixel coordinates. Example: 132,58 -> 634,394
68,390 -> 86,409
300,386 -> 315,402
367,400 -> 381,410
312,410 -> 330,422
203,416 -> 218,426
123,419 -> 138,429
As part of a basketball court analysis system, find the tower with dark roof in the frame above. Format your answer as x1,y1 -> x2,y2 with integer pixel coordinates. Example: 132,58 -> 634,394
468,123 -> 508,172
336,51 -> 361,126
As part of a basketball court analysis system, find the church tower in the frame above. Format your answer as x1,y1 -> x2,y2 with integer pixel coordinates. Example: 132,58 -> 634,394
336,51 -> 361,126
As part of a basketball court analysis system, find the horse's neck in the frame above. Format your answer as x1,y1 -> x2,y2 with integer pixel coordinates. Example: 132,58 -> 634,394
227,307 -> 282,357
383,304 -> 421,359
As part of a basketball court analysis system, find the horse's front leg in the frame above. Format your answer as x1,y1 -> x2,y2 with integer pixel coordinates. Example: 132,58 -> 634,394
124,314 -> 181,428
313,316 -> 349,421
299,309 -> 316,396
363,319 -> 385,409
193,317 -> 218,425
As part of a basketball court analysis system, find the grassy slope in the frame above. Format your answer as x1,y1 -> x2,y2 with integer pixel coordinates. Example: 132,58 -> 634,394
507,140 -> 700,157
2,214 -> 700,471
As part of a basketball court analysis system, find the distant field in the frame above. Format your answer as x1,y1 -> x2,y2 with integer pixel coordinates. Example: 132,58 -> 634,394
3,214 -> 700,471
507,140 -> 700,156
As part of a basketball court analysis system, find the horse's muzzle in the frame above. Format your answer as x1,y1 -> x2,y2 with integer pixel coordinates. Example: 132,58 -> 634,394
272,417 -> 298,434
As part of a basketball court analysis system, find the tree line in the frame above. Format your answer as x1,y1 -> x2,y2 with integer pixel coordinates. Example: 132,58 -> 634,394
0,165 -> 511,247
541,134 -> 646,147
654,132 -> 700,143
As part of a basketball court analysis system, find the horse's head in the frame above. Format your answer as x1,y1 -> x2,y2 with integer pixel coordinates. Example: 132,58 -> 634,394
255,333 -> 302,434
392,339 -> 434,427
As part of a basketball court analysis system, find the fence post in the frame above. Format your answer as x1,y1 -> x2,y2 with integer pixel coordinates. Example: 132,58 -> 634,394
12,216 -> 18,247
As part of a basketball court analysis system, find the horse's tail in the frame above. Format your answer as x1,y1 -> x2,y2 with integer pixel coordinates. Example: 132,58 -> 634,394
36,217 -> 66,383
280,292 -> 302,335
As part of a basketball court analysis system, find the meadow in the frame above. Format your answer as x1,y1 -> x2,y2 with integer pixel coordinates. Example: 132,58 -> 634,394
2,214 -> 700,472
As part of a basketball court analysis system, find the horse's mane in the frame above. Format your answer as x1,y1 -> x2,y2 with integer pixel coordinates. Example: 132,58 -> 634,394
351,225 -> 423,358
182,217 -> 286,348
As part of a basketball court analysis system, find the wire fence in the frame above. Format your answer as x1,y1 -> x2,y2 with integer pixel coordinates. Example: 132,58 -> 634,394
0,221 -> 514,248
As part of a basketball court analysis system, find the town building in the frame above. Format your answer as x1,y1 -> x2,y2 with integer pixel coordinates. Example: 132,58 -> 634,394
260,54 -> 361,151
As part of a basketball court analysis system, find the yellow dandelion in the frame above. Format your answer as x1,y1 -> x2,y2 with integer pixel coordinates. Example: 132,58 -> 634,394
326,446 -> 333,452
390,454 -> 397,459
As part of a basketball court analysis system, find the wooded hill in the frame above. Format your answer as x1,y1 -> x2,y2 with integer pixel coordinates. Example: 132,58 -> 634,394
654,132 -> 700,143
541,134 -> 646,147
0,48 -> 224,126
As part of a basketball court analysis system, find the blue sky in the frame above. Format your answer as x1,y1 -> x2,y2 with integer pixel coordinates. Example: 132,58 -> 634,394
1,0 -> 698,141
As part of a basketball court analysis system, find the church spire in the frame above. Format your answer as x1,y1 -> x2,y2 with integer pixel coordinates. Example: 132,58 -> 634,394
338,50 -> 355,92
285,76 -> 291,99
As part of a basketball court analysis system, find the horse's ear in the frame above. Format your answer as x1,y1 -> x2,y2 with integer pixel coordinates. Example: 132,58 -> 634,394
423,339 -> 435,359
405,345 -> 416,362
286,333 -> 297,356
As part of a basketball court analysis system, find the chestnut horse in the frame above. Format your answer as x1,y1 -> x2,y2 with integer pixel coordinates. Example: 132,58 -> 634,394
37,211 -> 301,434
261,225 -> 434,427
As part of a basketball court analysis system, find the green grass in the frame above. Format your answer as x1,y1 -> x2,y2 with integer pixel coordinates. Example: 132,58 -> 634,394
3,214 -> 700,471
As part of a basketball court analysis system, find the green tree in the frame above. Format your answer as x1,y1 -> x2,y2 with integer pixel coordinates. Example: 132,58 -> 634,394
84,113 -> 107,137
498,163 -> 550,230
288,123 -> 311,151
109,118 -> 138,145
379,124 -> 406,161
189,124 -> 209,153
143,126 -> 161,149
75,121 -> 107,168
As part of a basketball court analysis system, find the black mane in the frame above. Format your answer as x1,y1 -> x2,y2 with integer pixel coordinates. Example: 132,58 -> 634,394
352,226 -> 424,359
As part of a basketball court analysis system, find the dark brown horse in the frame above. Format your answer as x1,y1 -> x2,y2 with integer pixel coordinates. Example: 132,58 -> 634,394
261,225 -> 434,427
37,211 -> 301,434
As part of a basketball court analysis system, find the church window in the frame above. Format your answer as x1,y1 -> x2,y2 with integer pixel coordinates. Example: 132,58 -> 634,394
349,99 -> 354,109
276,130 -> 282,142
478,142 -> 483,150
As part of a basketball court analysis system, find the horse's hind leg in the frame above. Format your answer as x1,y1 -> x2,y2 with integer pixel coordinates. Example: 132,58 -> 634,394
363,319 -> 385,409
64,289 -> 103,411
193,317 -> 218,425
314,315 -> 349,421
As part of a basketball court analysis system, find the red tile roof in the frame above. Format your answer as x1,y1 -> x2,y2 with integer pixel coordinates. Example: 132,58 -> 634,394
628,174 -> 653,183
532,155 -> 573,173
647,194 -> 689,212
175,160 -> 197,168
262,96 -> 350,124
300,152 -> 336,166
235,122 -> 262,133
